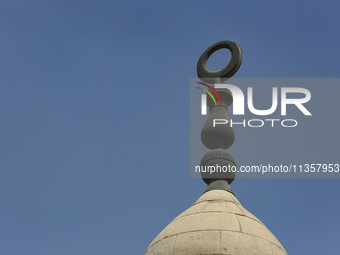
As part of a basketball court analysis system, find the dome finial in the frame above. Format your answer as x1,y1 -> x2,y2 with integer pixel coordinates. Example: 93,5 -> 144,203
197,41 -> 242,190
145,41 -> 287,255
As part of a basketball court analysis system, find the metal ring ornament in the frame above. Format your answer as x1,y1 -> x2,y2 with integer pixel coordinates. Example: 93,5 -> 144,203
197,41 -> 242,82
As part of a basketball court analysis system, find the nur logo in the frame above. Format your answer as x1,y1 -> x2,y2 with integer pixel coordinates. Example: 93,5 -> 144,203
196,82 -> 312,117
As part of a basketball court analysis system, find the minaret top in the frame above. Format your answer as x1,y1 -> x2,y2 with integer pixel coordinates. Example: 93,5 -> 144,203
144,40 -> 287,255
145,189 -> 287,255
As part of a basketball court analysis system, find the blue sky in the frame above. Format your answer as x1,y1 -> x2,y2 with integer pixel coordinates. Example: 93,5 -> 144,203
0,1 -> 340,254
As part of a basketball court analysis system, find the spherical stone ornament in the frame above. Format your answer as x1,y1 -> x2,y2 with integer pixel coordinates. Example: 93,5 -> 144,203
200,149 -> 236,184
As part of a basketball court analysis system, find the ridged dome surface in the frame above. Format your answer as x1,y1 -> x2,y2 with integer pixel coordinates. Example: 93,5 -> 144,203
145,190 -> 287,255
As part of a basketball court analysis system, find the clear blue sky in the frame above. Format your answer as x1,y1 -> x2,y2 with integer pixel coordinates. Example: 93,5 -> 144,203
0,1 -> 339,254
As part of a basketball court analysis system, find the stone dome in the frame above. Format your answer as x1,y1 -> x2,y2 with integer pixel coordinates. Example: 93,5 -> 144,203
144,189 -> 287,255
